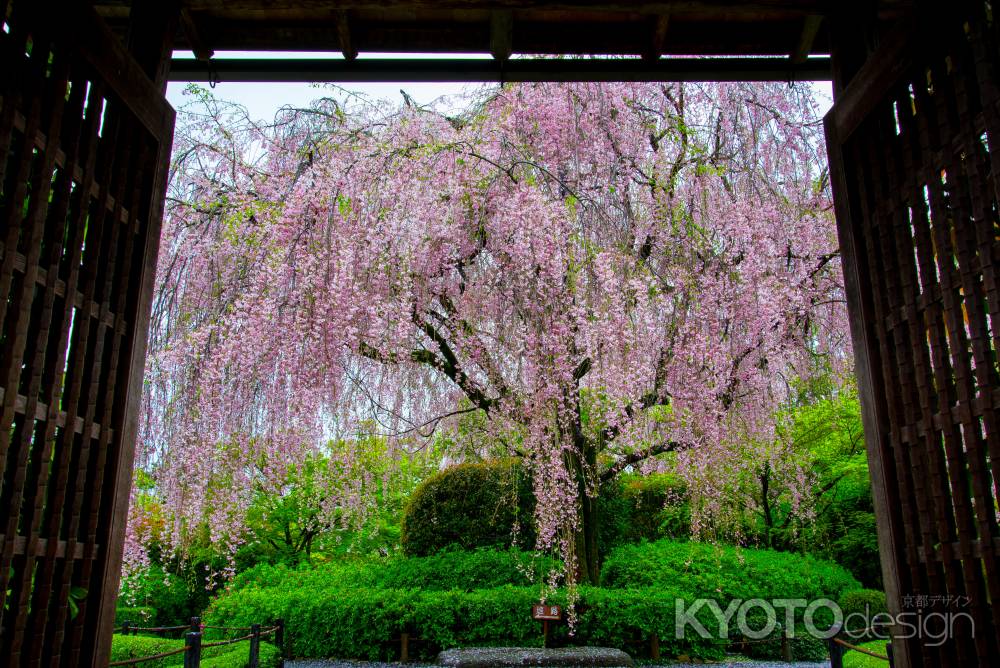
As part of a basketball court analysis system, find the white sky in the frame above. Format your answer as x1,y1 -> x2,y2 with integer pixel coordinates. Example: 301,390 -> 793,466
166,51 -> 833,125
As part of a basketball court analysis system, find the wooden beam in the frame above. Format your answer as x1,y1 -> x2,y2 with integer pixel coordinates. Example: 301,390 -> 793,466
109,1 -> 911,19
169,55 -> 832,82
125,0 -> 180,92
336,9 -> 358,60
179,7 -> 215,61
643,13 -> 669,61
790,13 -> 822,63
490,10 -> 513,61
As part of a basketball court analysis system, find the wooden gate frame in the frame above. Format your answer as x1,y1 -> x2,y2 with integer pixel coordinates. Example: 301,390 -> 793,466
3,1 -> 999,667
827,4 -> 1000,666
0,1 -> 174,665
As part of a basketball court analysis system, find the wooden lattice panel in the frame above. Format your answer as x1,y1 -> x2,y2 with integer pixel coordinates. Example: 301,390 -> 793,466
827,5 -> 1000,666
0,1 -> 173,665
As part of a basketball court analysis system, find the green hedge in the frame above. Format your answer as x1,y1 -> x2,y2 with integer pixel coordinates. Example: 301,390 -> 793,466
601,539 -> 860,602
401,459 -> 536,556
205,540 -> 860,661
232,548 -> 560,593
205,584 -> 727,661
839,589 -> 888,641
110,635 -> 281,668
115,606 -> 157,626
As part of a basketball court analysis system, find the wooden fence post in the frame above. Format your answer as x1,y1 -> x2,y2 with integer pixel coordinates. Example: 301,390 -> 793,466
122,621 -> 131,636
184,631 -> 202,668
400,632 -> 410,663
886,642 -> 894,667
650,633 -> 660,661
827,622 -> 844,668
249,623 -> 261,668
781,626 -> 792,661
276,618 -> 286,667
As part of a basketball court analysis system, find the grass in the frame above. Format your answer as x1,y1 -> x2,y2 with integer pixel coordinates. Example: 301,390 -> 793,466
842,640 -> 893,668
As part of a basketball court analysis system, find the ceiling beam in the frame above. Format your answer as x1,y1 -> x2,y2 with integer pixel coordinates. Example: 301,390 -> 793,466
643,14 -> 670,61
490,10 -> 513,60
169,56 -> 832,82
336,10 -> 359,60
179,7 -> 214,61
790,14 -> 823,64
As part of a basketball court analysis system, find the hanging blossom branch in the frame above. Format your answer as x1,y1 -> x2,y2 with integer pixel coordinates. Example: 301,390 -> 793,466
134,81 -> 850,584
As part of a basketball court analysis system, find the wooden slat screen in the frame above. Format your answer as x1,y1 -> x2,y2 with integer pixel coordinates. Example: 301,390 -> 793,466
0,1 -> 174,665
826,3 -> 1000,666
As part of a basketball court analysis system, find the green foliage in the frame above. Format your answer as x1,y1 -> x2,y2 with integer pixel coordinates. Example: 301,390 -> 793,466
601,539 -> 860,603
740,631 -> 828,662
839,589 -> 888,641
401,459 -> 536,556
838,589 -> 887,618
115,606 -> 157,625
205,583 -> 725,661
598,473 -> 690,555
110,635 -> 280,668
232,548 -> 559,593
118,564 -> 210,626
206,541 -> 858,661
239,435 -> 443,566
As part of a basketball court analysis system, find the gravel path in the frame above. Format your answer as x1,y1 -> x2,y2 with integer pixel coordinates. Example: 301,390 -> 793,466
286,661 -> 831,668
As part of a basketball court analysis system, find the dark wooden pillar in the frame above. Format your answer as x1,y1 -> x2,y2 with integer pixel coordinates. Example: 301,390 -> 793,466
91,3 -> 179,666
826,2 -> 1000,665
0,1 -> 176,665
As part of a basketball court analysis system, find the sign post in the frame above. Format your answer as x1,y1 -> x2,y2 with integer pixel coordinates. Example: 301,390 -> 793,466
531,604 -> 562,648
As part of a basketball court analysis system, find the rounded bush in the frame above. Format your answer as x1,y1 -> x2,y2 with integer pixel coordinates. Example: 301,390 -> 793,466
839,588 -> 888,641
838,588 -> 887,618
401,459 -> 535,556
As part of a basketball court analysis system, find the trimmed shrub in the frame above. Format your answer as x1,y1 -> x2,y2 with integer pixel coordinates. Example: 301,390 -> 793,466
401,459 -> 536,556
110,634 -> 280,668
232,548 -> 559,594
204,584 -> 726,661
839,589 -> 888,641
601,539 -> 860,603
205,540 -> 858,661
115,606 -> 157,626
839,588 -> 888,618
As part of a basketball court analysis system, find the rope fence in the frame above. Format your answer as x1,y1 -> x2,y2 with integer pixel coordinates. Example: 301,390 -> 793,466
108,645 -> 190,666
828,622 -> 893,668
110,617 -> 287,668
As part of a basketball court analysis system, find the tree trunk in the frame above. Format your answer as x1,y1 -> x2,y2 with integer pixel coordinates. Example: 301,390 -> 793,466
568,437 -> 601,585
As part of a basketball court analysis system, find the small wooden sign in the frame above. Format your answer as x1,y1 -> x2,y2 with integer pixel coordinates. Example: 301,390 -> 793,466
531,604 -> 562,621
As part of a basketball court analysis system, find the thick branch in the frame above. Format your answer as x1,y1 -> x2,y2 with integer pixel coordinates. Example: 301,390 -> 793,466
599,439 -> 690,482
414,318 -> 495,412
